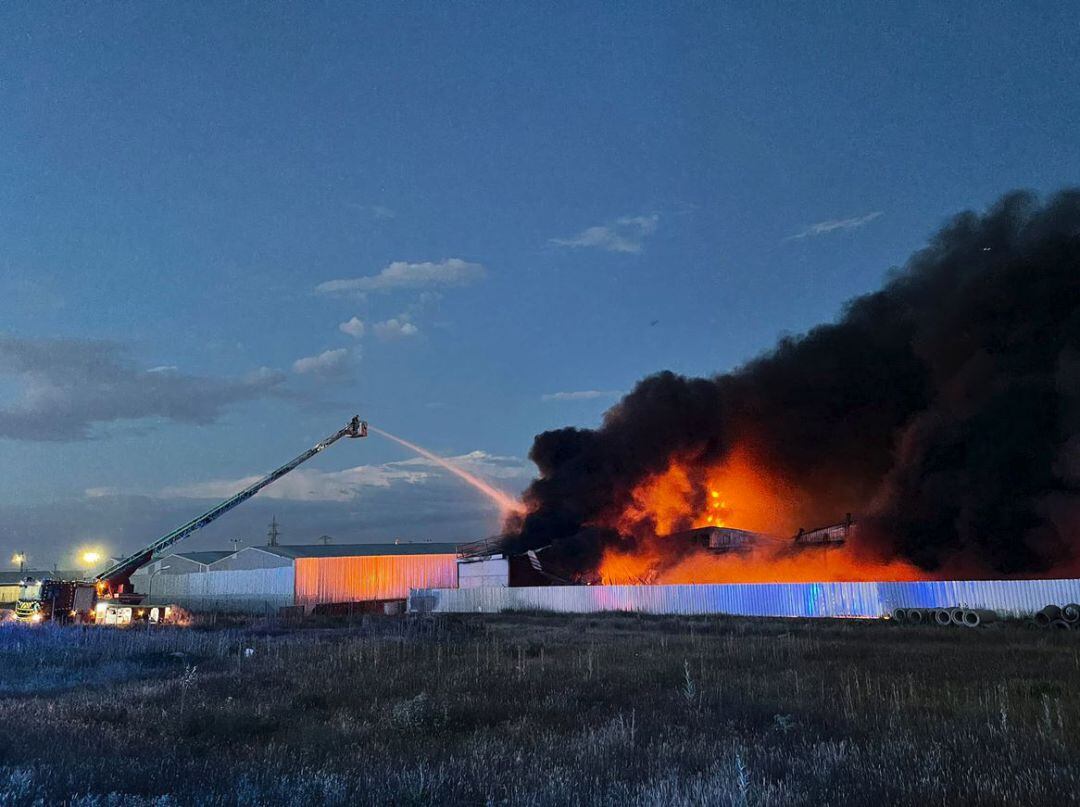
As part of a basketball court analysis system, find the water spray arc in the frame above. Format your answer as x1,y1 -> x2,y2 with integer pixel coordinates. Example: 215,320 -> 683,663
370,426 -> 526,515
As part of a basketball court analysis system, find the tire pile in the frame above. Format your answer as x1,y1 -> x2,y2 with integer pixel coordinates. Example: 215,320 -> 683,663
891,607 -> 997,627
890,603 -> 1080,629
1029,604 -> 1080,630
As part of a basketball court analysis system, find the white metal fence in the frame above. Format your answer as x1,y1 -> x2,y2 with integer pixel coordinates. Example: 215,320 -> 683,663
409,578 -> 1080,619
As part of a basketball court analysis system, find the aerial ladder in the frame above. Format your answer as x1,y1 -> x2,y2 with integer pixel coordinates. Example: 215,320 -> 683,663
15,416 -> 367,624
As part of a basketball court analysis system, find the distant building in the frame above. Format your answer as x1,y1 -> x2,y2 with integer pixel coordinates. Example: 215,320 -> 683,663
142,551 -> 235,576
794,514 -> 855,546
131,543 -> 459,612
666,526 -> 768,553
0,570 -> 80,605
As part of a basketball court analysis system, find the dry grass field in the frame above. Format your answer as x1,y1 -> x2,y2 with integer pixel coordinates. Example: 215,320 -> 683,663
0,612 -> 1078,805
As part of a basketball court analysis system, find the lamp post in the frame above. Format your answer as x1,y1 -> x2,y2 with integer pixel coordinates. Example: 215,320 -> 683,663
146,566 -> 170,630
147,565 -> 170,605
11,553 -> 25,574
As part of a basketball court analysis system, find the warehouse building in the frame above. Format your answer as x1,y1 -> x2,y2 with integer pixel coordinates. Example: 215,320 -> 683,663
142,551 -> 235,576
0,570 -> 79,606
131,543 -> 459,612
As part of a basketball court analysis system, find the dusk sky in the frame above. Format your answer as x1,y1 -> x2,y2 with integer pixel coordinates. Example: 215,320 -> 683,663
2,3 -> 1078,568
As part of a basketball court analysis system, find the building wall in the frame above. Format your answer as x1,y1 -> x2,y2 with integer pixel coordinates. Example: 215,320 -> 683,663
410,578 -> 1080,619
0,584 -> 20,605
295,554 -> 458,605
458,557 -> 510,589
144,556 -> 205,576
210,547 -> 292,571
130,567 -> 294,613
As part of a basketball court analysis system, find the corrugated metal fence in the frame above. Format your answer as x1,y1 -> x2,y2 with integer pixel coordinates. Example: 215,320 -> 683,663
131,567 -> 295,613
409,578 -> 1080,619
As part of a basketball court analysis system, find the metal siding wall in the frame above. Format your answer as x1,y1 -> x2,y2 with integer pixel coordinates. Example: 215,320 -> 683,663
409,578 -> 1080,618
295,554 -> 458,605
130,567 -> 294,613
458,557 -> 510,589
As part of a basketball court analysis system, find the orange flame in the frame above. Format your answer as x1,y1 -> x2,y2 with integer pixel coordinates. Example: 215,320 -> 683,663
598,445 -> 925,584
614,447 -> 802,538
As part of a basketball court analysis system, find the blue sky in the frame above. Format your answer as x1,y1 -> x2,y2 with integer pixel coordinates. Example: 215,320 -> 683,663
1,3 -> 1078,568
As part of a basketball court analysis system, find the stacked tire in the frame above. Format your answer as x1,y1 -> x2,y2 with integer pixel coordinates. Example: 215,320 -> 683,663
1032,604 -> 1080,630
891,607 -> 998,627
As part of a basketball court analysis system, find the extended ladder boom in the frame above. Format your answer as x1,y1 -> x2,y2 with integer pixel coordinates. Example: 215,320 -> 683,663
96,416 -> 367,589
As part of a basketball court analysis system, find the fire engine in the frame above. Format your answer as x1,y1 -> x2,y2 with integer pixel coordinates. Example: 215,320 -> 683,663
14,416 -> 367,624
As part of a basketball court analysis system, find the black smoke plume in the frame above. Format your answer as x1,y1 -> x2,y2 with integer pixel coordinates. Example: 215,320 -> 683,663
504,190 -> 1080,576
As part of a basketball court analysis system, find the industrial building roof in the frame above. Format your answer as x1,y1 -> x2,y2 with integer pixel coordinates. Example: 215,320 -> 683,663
0,570 -> 81,585
252,543 -> 461,559
169,550 -> 236,565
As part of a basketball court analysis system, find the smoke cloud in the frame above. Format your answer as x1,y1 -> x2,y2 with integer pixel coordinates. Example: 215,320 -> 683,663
504,190 -> 1080,576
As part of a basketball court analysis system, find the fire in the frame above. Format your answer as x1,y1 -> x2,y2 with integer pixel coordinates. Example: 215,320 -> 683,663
614,446 -> 802,538
598,445 -> 925,585
600,543 -> 924,585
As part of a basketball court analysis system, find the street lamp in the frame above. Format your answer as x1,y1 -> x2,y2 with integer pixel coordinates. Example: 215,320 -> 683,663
146,566 -> 170,631
11,553 -> 25,574
81,550 -> 102,566
147,566 -> 171,604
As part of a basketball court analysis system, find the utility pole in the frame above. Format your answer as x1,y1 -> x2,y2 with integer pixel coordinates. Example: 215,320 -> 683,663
229,537 -> 243,553
318,534 -> 333,546
267,516 -> 280,547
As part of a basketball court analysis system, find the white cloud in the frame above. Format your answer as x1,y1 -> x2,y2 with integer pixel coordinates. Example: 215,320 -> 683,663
158,465 -> 432,502
366,205 -> 396,220
292,348 -> 350,375
84,486 -> 119,498
316,259 -> 485,295
338,317 -> 365,338
389,450 -> 534,481
245,366 -> 286,384
788,211 -> 883,240
551,214 -> 659,254
139,450 -> 532,503
542,389 -> 625,402
373,317 -> 420,341
146,365 -> 178,374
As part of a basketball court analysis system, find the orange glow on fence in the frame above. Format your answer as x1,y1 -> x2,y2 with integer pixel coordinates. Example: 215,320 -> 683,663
596,444 -> 927,585
294,554 -> 458,605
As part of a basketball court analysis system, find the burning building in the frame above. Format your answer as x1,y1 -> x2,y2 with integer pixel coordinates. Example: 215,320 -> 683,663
495,189 -> 1080,587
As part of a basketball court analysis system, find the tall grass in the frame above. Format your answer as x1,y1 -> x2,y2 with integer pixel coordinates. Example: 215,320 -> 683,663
0,613 -> 1078,804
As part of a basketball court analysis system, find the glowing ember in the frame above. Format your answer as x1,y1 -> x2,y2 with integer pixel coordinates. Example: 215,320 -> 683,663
371,426 -> 526,515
